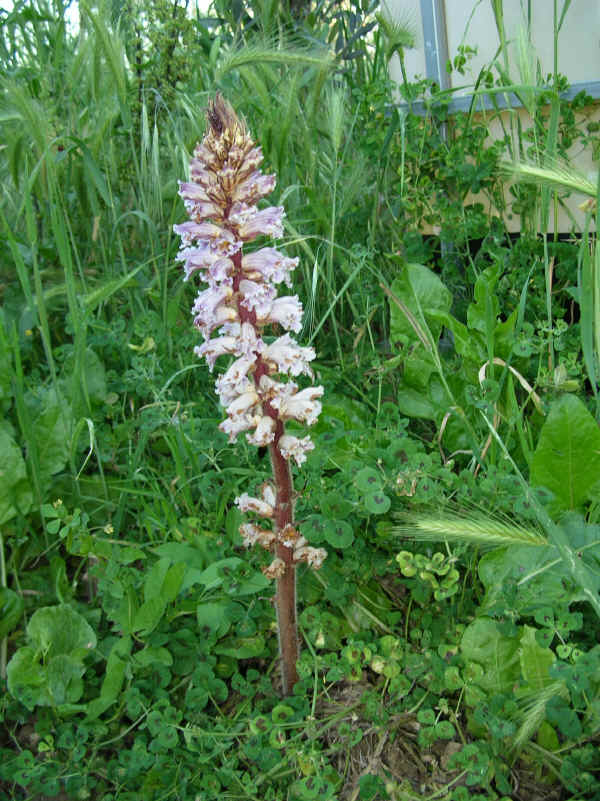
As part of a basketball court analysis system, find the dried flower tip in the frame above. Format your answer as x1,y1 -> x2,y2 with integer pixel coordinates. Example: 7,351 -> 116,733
235,491 -> 274,518
294,546 -> 327,569
240,523 -> 277,549
207,93 -> 246,139
262,558 -> 287,579
279,524 -> 301,548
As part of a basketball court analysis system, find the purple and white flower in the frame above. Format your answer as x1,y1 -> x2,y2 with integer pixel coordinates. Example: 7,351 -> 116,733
257,295 -> 303,333
174,94 -> 326,614
242,248 -> 298,288
261,334 -> 315,377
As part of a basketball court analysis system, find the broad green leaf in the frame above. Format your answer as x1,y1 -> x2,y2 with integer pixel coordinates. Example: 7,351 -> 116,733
301,515 -> 328,544
161,562 -> 186,604
478,545 -> 582,614
154,542 -> 208,592
396,386 -> 437,419
531,394 -> 600,513
467,265 -> 501,335
195,557 -> 242,590
518,625 -> 555,692
7,646 -> 49,710
46,654 -> 85,705
153,543 -> 206,567
431,310 -> 472,360
546,695 -> 582,739
64,347 -> 106,402
133,597 -> 166,636
389,262 -> 452,347
27,604 -> 97,659
144,557 -> 170,602
7,605 -> 96,710
403,351 -> 437,389
86,636 -> 132,720
320,492 -> 353,519
214,634 -> 266,659
315,393 -> 369,431
133,647 -> 173,668
195,557 -> 270,595
114,586 -> 138,635
0,427 -> 33,525
31,389 -> 73,478
0,587 -> 24,638
460,618 -> 521,703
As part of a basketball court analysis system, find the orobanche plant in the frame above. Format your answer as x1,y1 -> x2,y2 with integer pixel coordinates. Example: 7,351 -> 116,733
174,95 -> 327,695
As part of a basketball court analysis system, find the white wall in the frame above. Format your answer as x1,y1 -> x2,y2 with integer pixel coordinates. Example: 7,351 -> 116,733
385,0 -> 600,233
388,0 -> 600,90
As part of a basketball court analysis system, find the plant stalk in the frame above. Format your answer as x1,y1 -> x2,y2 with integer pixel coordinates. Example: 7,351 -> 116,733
269,434 -> 299,695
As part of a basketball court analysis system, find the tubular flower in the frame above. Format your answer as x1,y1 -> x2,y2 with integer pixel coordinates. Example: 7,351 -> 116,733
175,94 -> 326,695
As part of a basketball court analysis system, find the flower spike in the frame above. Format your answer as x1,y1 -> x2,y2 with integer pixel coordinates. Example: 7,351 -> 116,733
175,94 -> 326,696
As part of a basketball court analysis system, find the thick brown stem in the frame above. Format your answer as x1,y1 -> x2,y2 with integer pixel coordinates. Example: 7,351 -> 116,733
231,247 -> 299,693
269,432 -> 299,695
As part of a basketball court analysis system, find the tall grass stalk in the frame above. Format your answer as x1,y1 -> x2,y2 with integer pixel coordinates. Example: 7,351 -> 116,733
397,514 -> 547,548
503,159 -> 600,405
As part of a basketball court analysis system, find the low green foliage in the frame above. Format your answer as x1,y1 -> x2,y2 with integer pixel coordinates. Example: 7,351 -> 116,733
1,0 -> 600,798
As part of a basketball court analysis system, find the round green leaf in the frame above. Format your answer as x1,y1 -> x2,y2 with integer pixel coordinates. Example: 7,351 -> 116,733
363,491 -> 390,514
250,715 -> 271,735
291,775 -> 333,801
196,601 -> 234,637
320,492 -> 353,518
301,515 -> 328,544
269,727 -> 286,749
354,467 -> 383,492
323,519 -> 354,549
271,703 -> 294,723
435,720 -> 455,739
